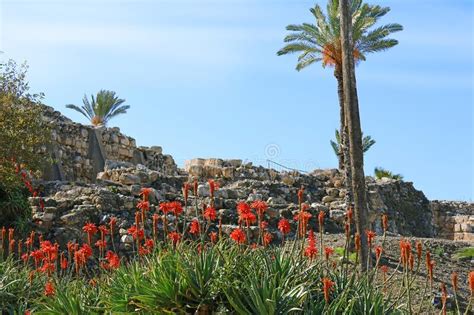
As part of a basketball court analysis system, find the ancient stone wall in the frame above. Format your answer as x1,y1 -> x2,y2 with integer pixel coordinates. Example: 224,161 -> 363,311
431,201 -> 474,241
40,105 -> 178,182
31,106 -> 472,244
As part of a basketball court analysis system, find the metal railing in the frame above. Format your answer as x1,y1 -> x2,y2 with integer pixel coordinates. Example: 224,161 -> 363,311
265,159 -> 309,174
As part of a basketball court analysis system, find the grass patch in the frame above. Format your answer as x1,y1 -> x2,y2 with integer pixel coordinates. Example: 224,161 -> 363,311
453,247 -> 474,260
334,247 -> 357,262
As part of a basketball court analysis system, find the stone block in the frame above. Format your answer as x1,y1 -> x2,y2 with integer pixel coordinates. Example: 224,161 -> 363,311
119,173 -> 140,185
322,195 -> 335,203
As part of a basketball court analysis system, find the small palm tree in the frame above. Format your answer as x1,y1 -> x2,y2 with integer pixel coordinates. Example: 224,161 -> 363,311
374,167 -> 403,180
330,129 -> 375,157
66,90 -> 130,126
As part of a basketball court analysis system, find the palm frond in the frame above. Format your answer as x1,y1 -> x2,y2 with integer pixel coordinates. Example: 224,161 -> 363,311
65,104 -> 92,120
296,56 -> 322,71
361,39 -> 399,53
362,135 -> 376,153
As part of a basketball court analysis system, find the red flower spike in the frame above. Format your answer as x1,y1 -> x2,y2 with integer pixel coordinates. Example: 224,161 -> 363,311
44,280 -> 55,297
237,202 -> 251,215
408,252 -> 414,271
105,251 -> 120,269
469,271 -> 474,295
318,211 -> 325,228
183,183 -> 190,202
297,187 -> 304,205
250,200 -> 268,217
127,226 -> 144,240
451,272 -> 458,292
354,233 -> 361,252
441,283 -> 447,314
365,230 -> 376,247
98,225 -> 109,236
189,219 -> 201,235
278,218 -> 291,235
82,223 -> 98,245
193,179 -> 198,196
346,208 -> 353,223
95,239 -> 107,250
304,230 -> 318,260
140,187 -> 153,202
322,277 -> 334,303
428,260 -> 435,283
144,238 -> 154,250
263,232 -> 273,247
137,200 -> 150,212
324,246 -> 334,261
230,228 -> 246,244
381,214 -> 388,232
169,201 -> 183,216
8,228 -> 14,243
375,246 -> 383,261
209,232 -> 218,243
168,231 -> 181,245
60,252 -> 68,270
208,179 -> 219,198
416,241 -> 422,262
204,207 -> 217,221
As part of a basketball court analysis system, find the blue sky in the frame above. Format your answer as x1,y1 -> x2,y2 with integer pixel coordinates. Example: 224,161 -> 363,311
1,0 -> 472,201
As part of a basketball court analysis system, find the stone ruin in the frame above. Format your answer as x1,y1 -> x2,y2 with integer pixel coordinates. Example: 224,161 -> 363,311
27,105 -> 473,249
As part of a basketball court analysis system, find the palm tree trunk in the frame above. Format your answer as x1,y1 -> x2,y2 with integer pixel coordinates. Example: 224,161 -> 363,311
335,68 -> 353,208
335,70 -> 345,171
339,0 -> 369,272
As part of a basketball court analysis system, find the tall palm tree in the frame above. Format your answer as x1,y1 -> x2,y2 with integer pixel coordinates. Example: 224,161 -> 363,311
278,0 -> 401,203
66,90 -> 130,126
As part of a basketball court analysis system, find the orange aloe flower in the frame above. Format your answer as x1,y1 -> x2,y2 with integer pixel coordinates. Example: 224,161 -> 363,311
375,246 -> 383,261
322,277 -> 335,303
355,233 -> 361,252
346,208 -> 353,223
365,230 -> 376,248
230,228 -> 246,244
44,280 -> 55,297
469,271 -> 474,296
304,230 -> 318,260
251,200 -> 268,217
318,211 -> 325,228
278,218 -> 291,235
140,187 -> 153,201
183,182 -> 190,203
324,246 -> 334,261
208,179 -> 219,198
381,214 -> 388,232
297,187 -> 304,205
189,219 -> 201,235
451,272 -> 458,292
263,232 -> 273,247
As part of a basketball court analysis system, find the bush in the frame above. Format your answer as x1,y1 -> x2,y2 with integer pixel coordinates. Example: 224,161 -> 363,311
0,59 -> 50,191
0,59 -> 50,228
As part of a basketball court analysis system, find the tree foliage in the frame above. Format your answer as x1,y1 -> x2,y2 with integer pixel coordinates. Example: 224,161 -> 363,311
0,60 -> 50,226
66,90 -> 130,126
0,60 -> 50,190
277,0 -> 403,72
